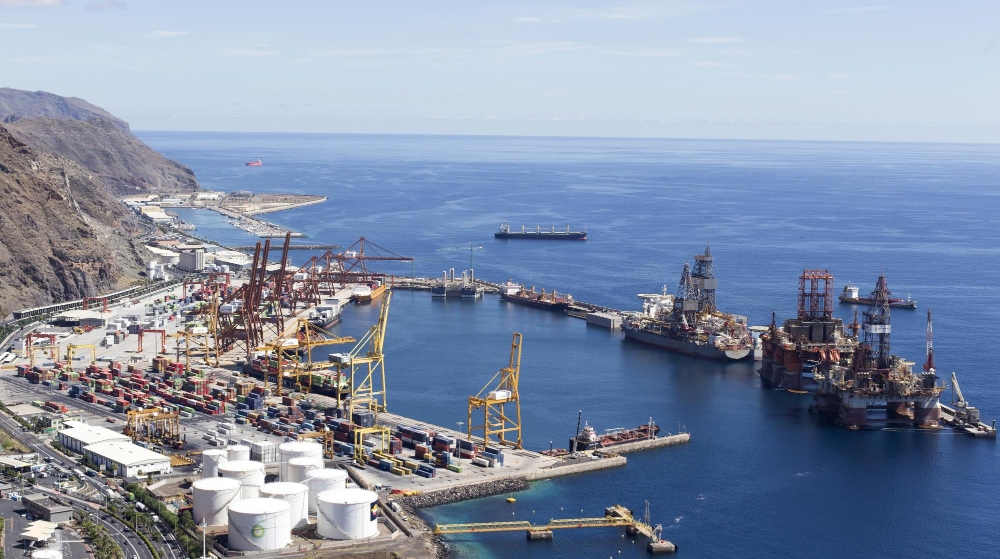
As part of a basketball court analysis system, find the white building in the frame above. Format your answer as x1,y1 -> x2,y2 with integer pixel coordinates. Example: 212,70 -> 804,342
58,421 -> 131,454
83,441 -> 172,478
178,249 -> 205,272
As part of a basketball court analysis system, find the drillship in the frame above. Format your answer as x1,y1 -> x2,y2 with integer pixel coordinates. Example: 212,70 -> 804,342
622,247 -> 753,361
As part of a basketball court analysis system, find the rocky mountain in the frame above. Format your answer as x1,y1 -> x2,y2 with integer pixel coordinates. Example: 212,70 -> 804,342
0,123 -> 150,317
0,88 -> 198,195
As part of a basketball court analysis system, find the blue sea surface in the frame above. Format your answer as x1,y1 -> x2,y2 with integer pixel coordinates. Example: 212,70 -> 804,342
139,131 -> 1000,558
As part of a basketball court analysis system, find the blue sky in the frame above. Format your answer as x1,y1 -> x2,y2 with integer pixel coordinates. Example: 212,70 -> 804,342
1,1 -> 997,142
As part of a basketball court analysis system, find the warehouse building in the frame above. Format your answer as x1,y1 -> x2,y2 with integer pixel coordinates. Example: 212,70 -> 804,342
58,421 -> 131,454
22,494 -> 74,523
83,440 -> 173,478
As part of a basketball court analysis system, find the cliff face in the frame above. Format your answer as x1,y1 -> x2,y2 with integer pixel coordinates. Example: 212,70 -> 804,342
6,117 -> 199,195
0,124 -> 150,317
0,87 -> 198,195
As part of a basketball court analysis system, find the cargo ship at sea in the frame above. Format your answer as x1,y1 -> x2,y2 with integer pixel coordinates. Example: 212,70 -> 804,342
499,280 -> 573,311
622,247 -> 753,361
245,159 -> 263,167
839,283 -> 916,309
494,221 -> 586,240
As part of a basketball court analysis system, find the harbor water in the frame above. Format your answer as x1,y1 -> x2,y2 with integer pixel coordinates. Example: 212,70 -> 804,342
142,131 -> 1000,559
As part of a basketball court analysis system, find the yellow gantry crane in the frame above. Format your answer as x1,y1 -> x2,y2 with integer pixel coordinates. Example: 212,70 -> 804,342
65,344 -> 97,372
170,326 -> 214,369
333,290 -> 392,418
468,333 -> 523,449
259,318 -> 355,397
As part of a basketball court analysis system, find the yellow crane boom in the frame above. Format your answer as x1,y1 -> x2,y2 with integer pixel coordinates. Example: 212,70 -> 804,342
468,333 -> 523,449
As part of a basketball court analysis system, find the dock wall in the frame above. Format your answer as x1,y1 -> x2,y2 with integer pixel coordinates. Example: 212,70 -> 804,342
607,433 -> 690,454
526,455 -> 627,480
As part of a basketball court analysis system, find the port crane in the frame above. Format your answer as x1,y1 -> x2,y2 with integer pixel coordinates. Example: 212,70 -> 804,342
258,318 -> 355,397
468,333 -> 523,449
65,344 -> 97,372
136,328 -> 167,354
332,290 -> 391,417
124,408 -> 182,448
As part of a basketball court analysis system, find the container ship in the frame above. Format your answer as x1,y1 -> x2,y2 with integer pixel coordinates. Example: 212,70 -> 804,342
499,280 -> 573,311
245,159 -> 263,167
353,279 -> 386,303
622,247 -> 753,361
494,221 -> 586,240
839,283 -> 916,309
307,299 -> 343,330
570,421 -> 661,451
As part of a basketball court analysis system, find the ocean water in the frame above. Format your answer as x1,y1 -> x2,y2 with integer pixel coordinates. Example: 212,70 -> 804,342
140,132 -> 1000,558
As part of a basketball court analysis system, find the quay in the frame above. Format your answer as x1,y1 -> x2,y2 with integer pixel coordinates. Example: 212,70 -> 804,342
229,243 -> 340,252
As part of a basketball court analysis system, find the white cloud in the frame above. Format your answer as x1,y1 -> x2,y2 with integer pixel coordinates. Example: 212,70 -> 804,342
310,42 -> 586,59
602,48 -> 681,57
0,22 -> 37,28
823,6 -> 889,14
827,73 -> 851,79
222,47 -> 280,57
721,71 -> 798,81
691,61 -> 732,67
149,30 -> 190,39
85,0 -> 125,10
0,0 -> 61,6
690,36 -> 744,45
512,16 -> 540,22
576,1 -> 712,20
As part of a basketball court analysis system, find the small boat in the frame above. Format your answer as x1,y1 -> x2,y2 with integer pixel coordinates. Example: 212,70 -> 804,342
506,497 -> 516,503
839,284 -> 917,309
245,159 -> 263,167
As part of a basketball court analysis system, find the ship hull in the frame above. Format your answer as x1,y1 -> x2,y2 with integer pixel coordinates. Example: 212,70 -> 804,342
495,232 -> 586,240
355,283 -> 387,303
838,296 -> 916,309
500,293 -> 570,311
623,325 -> 751,361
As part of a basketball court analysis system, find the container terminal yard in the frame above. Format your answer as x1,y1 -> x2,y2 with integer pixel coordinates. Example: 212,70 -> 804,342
0,236 -> 995,559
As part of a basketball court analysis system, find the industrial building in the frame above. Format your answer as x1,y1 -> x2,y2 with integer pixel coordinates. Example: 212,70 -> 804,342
178,249 -> 206,272
83,440 -> 173,478
22,494 -> 74,523
52,309 -> 115,328
145,245 -> 181,266
57,421 -> 131,453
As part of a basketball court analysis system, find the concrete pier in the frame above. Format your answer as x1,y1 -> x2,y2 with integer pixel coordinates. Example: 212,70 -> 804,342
602,432 -> 690,454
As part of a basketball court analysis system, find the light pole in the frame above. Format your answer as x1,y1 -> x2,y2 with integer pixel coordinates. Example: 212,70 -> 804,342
201,519 -> 207,559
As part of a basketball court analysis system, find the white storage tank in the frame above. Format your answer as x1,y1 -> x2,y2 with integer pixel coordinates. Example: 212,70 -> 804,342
286,456 -> 323,483
227,498 -> 291,551
192,477 -> 242,526
202,449 -> 228,478
304,469 -> 349,513
278,441 -> 323,481
259,482 -> 309,529
228,445 -> 250,462
316,488 -> 379,540
219,460 -> 266,499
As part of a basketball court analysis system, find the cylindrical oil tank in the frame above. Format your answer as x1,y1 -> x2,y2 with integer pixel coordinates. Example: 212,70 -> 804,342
202,449 -> 228,478
278,441 -> 323,481
192,477 -> 242,526
304,469 -> 348,513
259,482 -> 309,528
219,460 -> 266,499
286,456 -> 324,483
228,445 -> 250,462
316,488 -> 379,540
227,498 -> 291,551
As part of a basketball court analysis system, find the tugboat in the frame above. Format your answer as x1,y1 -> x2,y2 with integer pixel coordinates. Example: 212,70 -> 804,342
839,283 -> 917,309
495,221 -> 586,240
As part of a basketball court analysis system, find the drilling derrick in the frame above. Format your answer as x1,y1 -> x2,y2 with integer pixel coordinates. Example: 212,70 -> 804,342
673,263 -> 699,327
923,309 -> 934,373
859,274 -> 893,372
797,269 -> 834,321
691,246 -> 717,313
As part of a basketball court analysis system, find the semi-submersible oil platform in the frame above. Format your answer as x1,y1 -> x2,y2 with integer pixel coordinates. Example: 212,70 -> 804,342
760,270 -> 944,429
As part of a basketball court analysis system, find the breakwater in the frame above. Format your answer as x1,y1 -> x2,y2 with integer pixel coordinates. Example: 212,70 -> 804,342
402,477 -> 530,509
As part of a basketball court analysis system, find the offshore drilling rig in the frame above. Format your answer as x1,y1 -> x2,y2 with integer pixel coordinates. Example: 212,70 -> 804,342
812,274 -> 943,429
758,270 -> 859,392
